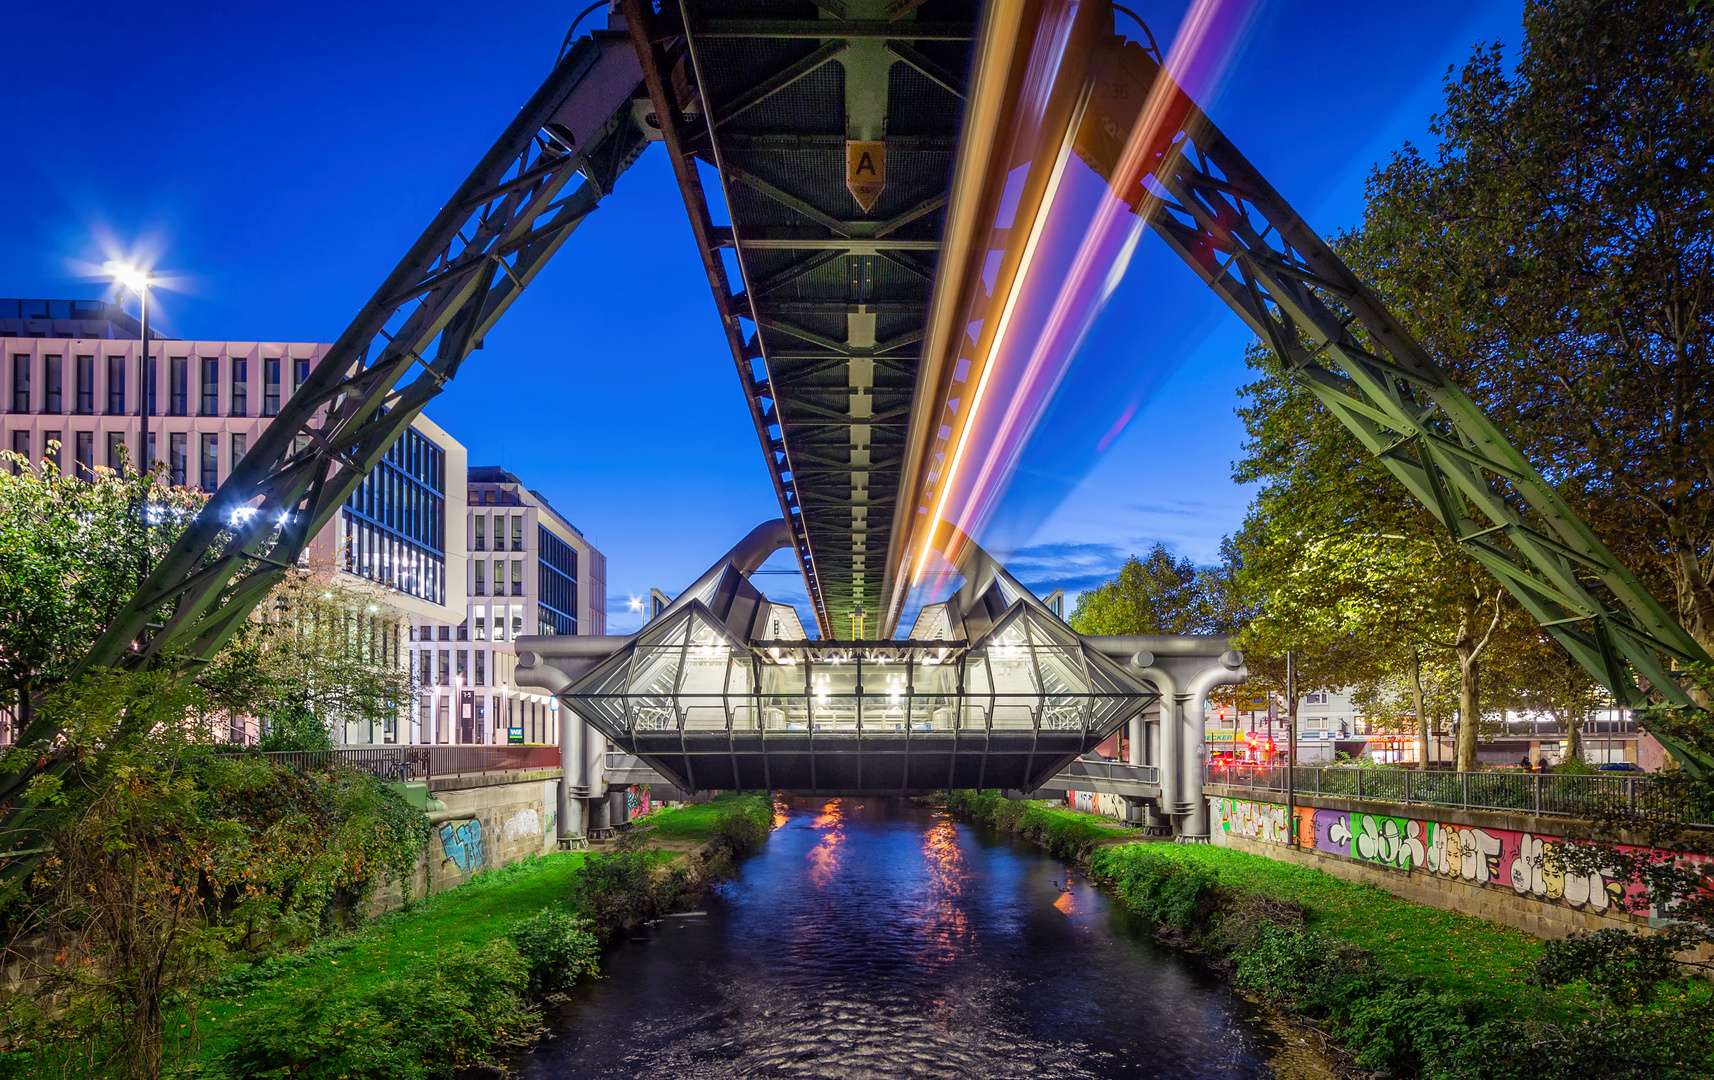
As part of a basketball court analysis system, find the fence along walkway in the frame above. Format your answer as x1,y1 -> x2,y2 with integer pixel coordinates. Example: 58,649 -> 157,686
217,745 -> 561,782
1207,765 -> 1711,827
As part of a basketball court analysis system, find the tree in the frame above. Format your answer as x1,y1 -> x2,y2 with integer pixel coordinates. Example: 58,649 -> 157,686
202,567 -> 413,750
1068,542 -> 1222,636
1,668 -> 427,1080
1230,341 -> 1514,771
0,451 -> 203,740
1348,0 -> 1714,652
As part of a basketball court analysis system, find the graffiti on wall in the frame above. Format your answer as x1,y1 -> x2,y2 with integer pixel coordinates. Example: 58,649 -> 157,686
439,818 -> 487,875
1213,797 -> 1693,916
626,785 -> 654,821
1067,790 -> 1130,821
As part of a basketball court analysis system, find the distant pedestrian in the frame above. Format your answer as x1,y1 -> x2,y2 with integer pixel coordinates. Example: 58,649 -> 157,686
1518,756 -> 1532,770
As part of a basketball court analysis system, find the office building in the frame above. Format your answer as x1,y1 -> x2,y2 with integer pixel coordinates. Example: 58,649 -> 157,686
407,466 -> 607,746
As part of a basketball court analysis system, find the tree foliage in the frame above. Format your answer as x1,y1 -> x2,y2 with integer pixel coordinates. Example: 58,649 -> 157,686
1224,0 -> 1712,767
1067,542 -> 1227,636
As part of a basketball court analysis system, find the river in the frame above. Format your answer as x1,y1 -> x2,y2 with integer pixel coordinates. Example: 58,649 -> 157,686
517,797 -> 1282,1079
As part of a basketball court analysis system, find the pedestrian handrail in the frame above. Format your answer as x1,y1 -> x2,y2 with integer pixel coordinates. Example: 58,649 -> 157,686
1062,756 -> 1161,786
216,745 -> 561,782
1205,764 -> 1711,827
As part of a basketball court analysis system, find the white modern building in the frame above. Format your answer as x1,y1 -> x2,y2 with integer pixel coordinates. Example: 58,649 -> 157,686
405,466 -> 608,746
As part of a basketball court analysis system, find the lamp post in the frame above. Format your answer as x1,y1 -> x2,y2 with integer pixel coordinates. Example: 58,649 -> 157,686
106,263 -> 154,474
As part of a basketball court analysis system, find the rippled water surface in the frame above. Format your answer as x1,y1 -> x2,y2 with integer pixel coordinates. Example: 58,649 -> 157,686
520,798 -> 1274,1079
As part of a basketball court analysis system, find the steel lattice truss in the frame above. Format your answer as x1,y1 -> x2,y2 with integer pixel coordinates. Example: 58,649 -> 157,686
68,32 -> 652,682
1071,33 -> 1713,715
624,0 -> 979,638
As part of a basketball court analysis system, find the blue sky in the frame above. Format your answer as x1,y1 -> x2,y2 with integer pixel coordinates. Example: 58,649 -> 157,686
0,0 -> 1522,633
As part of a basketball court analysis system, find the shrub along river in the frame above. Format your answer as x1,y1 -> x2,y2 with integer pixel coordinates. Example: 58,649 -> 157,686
515,797 -> 1287,1079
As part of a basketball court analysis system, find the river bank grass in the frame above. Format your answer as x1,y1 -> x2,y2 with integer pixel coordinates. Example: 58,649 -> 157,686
3,793 -> 774,1079
946,794 -> 1712,1079
942,789 -> 1133,860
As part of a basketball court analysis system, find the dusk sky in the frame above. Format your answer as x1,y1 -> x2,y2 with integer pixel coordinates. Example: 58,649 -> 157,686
1,0 -> 1523,633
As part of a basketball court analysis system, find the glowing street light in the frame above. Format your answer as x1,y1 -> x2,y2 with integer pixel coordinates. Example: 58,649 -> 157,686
105,262 -> 155,474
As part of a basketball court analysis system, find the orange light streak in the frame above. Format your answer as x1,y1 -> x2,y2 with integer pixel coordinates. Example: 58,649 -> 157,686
928,0 -> 1252,567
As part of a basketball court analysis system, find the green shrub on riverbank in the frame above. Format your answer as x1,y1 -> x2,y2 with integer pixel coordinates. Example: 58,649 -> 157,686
944,790 -> 1131,860
638,791 -> 774,845
1090,843 -> 1714,1080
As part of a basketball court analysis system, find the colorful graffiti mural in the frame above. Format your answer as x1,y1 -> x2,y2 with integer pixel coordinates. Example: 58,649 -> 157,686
1067,790 -> 1130,821
626,784 -> 654,821
439,818 -> 486,875
1214,797 -> 1695,917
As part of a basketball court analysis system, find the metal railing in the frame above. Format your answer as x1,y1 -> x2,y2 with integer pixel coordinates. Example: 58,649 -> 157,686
1058,756 -> 1161,787
1206,764 -> 1711,827
217,745 -> 561,782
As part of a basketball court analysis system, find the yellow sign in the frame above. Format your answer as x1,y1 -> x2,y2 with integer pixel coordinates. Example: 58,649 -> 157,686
1236,692 -> 1270,712
846,140 -> 886,212
1204,729 -> 1239,742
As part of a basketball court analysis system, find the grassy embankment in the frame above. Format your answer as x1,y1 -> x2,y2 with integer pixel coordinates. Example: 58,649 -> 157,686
176,792 -> 773,1079
948,792 -> 1713,1080
943,788 -> 1135,860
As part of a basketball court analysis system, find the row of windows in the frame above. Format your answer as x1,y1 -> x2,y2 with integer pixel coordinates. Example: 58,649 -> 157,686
413,645 -> 517,687
344,427 -> 447,559
8,428 -> 247,491
342,510 -> 446,605
8,352 -> 308,419
473,511 -> 525,551
474,558 -> 524,596
538,525 -> 579,636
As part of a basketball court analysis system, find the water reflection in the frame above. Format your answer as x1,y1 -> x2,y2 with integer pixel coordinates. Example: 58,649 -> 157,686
521,798 -> 1272,1079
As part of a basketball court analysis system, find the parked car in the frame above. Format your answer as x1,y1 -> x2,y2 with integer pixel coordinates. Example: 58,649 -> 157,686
1597,761 -> 1644,773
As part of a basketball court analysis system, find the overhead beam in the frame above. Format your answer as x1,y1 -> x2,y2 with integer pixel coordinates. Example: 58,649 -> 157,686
696,19 -> 973,39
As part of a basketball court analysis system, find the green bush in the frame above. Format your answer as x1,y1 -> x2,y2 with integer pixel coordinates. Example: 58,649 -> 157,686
1532,925 -> 1699,1004
711,796 -> 773,849
1090,844 -> 1222,933
945,790 -> 1124,861
507,908 -> 601,993
217,938 -> 532,1079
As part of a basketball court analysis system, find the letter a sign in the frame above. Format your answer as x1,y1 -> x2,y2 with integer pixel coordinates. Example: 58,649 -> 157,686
846,140 -> 886,212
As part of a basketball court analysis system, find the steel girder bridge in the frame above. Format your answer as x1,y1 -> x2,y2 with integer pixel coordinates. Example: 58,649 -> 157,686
20,0 -> 1711,821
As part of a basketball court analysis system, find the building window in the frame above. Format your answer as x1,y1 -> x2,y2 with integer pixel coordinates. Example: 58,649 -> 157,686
474,514 -> 486,551
418,700 -> 431,743
511,605 -> 523,639
510,559 -> 523,596
44,355 -> 62,413
338,427 -> 447,604
9,431 -> 27,471
436,698 -> 449,743
44,431 -> 60,471
169,357 -> 188,416
474,651 -> 485,687
144,432 -> 156,471
200,432 -> 219,491
145,357 -> 157,416
231,357 -> 247,416
200,357 -> 219,416
12,354 -> 30,412
231,432 -> 247,469
456,649 -> 467,682
75,355 -> 94,414
74,432 -> 93,481
473,609 -> 486,641
262,358 -> 280,416
437,649 -> 449,686
511,514 -> 523,551
293,357 -> 310,398
456,621 -> 469,642
169,432 -> 187,486
106,431 -> 125,472
419,651 -> 432,686
538,526 -> 579,635
106,356 -> 126,414
438,625 -> 450,642
474,560 -> 485,595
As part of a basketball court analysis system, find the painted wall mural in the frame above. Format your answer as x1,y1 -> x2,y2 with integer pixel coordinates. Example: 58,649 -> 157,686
439,817 -> 487,875
1067,790 -> 1130,821
1213,797 -> 1704,917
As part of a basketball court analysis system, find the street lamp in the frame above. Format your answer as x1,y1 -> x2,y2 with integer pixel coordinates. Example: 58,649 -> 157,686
106,262 -> 154,473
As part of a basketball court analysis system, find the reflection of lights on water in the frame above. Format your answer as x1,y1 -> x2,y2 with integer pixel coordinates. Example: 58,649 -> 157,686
771,794 -> 790,829
917,813 -> 974,966
808,799 -> 844,888
1053,889 -> 1076,915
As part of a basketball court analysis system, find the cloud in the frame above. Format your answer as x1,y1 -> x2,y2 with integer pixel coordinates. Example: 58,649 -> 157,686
997,540 -> 1130,596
